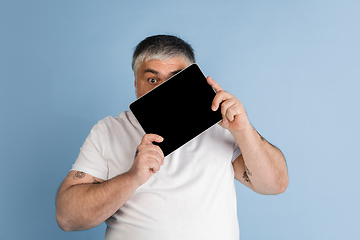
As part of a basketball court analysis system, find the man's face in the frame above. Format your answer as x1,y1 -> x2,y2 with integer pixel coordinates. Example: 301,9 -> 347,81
134,56 -> 190,98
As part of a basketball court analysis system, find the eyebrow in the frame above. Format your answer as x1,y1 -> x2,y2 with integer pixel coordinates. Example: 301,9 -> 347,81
170,70 -> 183,76
143,68 -> 159,75
143,68 -> 184,77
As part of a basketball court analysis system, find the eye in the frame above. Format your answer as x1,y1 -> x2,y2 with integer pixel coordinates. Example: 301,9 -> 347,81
148,78 -> 158,84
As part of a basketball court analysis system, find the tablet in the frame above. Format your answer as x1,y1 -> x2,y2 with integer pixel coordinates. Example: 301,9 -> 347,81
129,64 -> 222,157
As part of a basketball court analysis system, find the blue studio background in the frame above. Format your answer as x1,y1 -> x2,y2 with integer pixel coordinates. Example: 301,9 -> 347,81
1,0 -> 359,239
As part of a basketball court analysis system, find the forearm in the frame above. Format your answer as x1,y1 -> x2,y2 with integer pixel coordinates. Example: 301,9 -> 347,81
207,77 -> 288,194
56,172 -> 138,231
231,124 -> 288,195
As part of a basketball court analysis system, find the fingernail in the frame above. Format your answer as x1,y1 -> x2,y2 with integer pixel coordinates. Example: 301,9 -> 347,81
212,106 -> 216,111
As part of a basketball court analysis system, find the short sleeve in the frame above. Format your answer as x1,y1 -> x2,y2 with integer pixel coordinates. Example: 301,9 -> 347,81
71,120 -> 109,180
231,144 -> 241,163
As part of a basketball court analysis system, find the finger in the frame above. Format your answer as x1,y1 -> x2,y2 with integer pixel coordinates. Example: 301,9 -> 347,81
212,90 -> 231,112
137,144 -> 165,161
151,143 -> 165,162
206,76 -> 223,93
147,158 -> 161,173
220,99 -> 237,122
151,144 -> 165,164
141,134 -> 164,145
144,147 -> 165,172
225,103 -> 241,122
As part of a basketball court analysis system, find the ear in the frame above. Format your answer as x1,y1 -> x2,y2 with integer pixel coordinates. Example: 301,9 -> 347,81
134,73 -> 137,88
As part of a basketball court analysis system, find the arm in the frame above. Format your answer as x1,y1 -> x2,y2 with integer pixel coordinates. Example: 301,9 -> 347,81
207,77 -> 289,195
56,134 -> 165,231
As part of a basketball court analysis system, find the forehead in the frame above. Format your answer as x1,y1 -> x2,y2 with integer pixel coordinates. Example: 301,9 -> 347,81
136,56 -> 190,76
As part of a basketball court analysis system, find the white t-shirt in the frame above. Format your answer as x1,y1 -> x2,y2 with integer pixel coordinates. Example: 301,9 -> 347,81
72,111 -> 241,240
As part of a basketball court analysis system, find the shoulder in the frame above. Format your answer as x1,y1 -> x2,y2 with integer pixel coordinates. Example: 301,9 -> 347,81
91,111 -> 144,145
85,112 -> 129,143
95,111 -> 130,130
100,111 -> 138,127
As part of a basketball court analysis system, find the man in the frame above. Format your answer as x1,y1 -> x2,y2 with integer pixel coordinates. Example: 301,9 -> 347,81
56,35 -> 289,239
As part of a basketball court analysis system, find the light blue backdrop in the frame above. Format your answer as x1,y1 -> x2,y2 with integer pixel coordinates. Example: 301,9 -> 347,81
1,0 -> 359,239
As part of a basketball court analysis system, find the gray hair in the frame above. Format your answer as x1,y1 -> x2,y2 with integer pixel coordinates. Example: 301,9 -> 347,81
132,35 -> 196,75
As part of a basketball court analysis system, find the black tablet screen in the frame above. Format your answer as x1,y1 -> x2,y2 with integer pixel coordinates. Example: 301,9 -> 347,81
129,64 -> 222,157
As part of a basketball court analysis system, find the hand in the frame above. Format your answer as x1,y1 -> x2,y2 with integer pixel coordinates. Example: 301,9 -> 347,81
127,134 -> 165,187
207,76 -> 251,133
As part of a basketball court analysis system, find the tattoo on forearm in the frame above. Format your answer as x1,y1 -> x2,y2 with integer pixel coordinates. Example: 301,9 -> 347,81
242,165 -> 252,183
73,171 -> 85,180
243,171 -> 250,182
134,149 -> 140,159
245,165 -> 252,176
